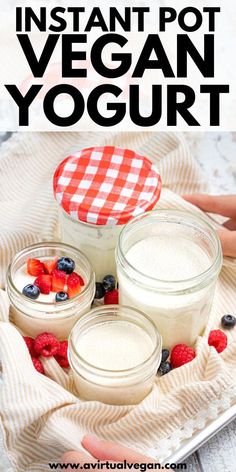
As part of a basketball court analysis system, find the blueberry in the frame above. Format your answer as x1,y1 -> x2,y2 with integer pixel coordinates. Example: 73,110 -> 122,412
158,361 -> 172,376
55,291 -> 69,302
102,274 -> 116,292
57,257 -> 75,274
221,314 -> 236,329
95,282 -> 106,299
161,349 -> 169,363
22,284 -> 40,300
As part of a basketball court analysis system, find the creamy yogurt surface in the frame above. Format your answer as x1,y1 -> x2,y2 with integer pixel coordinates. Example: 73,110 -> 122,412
76,321 -> 154,370
126,235 -> 211,280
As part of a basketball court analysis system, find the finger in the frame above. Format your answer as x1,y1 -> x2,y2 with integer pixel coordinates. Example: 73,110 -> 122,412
218,229 -> 236,257
183,194 -> 236,219
82,435 -> 153,463
223,219 -> 236,231
61,450 -> 96,466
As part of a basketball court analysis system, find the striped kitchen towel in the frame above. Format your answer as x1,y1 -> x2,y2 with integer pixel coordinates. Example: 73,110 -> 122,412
0,132 -> 236,471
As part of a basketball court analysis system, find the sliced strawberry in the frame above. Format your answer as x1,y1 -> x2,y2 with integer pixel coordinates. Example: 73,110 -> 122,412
51,269 -> 67,292
43,257 -> 58,275
34,274 -> 52,294
78,275 -> 85,286
27,258 -> 45,276
67,272 -> 82,298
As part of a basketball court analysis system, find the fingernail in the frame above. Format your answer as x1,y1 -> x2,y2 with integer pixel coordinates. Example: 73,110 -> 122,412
83,434 -> 99,445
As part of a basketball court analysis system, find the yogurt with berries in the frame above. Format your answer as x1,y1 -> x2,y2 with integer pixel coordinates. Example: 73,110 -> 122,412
6,243 -> 95,339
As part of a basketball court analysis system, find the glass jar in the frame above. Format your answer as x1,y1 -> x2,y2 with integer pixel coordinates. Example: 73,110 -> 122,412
6,242 -> 95,340
68,305 -> 162,405
53,146 -> 162,281
58,208 -> 123,281
116,210 -> 223,350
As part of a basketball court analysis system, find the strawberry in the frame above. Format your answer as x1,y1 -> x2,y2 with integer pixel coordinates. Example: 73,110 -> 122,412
78,275 -> 85,286
34,274 -> 52,294
67,272 -> 82,298
27,258 -> 45,277
51,269 -> 67,292
43,257 -> 58,275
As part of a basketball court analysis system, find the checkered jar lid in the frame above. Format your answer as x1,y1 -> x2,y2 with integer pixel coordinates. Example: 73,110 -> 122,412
53,146 -> 162,226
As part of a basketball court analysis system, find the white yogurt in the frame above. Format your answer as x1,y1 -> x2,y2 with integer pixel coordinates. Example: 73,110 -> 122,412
77,321 -> 154,370
117,213 -> 222,350
126,236 -> 211,281
69,306 -> 162,405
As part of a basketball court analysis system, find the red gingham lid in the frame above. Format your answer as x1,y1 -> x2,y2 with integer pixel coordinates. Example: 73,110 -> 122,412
53,147 -> 162,226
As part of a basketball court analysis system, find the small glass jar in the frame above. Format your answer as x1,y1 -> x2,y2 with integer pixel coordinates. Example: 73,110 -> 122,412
116,210 -> 223,350
6,242 -> 95,340
68,305 -> 162,405
58,209 -> 122,281
53,147 -> 162,281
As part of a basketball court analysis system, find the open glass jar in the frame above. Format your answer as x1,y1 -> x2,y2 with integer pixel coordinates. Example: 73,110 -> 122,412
116,210 -> 223,349
53,146 -> 161,281
6,242 -> 95,339
68,305 -> 162,405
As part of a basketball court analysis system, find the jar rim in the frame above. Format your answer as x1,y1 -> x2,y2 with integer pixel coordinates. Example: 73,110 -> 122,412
6,241 -> 95,309
68,304 -> 162,376
116,209 -> 223,293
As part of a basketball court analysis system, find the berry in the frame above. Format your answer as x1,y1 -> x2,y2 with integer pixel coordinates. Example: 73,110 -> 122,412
27,258 -> 45,276
208,330 -> 228,353
55,291 -> 69,302
51,269 -> 67,292
57,257 -> 75,274
94,282 -> 106,299
221,314 -> 236,330
158,361 -> 172,376
54,340 -> 69,368
43,257 -> 58,275
102,274 -> 116,292
32,357 -> 45,375
104,289 -> 119,305
22,284 -> 40,300
23,336 -> 38,357
34,332 -> 60,357
34,274 -> 52,295
161,349 -> 169,363
78,275 -> 85,286
67,272 -> 82,298
170,344 -> 196,369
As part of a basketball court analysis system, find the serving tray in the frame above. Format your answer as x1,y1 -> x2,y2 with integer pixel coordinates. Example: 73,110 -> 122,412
166,402 -> 236,464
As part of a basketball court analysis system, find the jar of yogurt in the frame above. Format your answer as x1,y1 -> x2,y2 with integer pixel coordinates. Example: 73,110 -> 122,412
116,210 -> 223,350
68,305 -> 162,405
53,146 -> 161,281
6,242 -> 95,339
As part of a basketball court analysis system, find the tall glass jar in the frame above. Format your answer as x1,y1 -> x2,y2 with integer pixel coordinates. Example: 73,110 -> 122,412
116,210 -> 223,349
53,147 -> 162,281
6,242 -> 95,339
68,305 -> 162,405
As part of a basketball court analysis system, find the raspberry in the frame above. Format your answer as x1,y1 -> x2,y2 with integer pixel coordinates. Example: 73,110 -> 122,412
32,357 -> 45,375
170,344 -> 196,369
104,289 -> 119,305
54,340 -> 69,368
34,332 -> 60,357
23,336 -> 38,358
208,330 -> 228,353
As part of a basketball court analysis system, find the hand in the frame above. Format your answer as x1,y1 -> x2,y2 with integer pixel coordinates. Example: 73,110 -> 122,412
183,194 -> 236,257
62,435 -> 154,468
